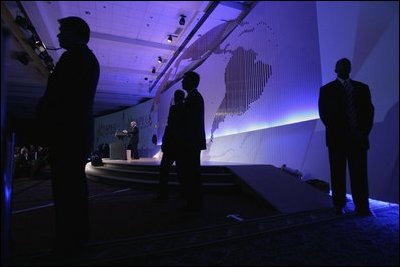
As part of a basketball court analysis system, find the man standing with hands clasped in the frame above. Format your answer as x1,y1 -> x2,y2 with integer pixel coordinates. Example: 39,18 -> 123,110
319,58 -> 374,216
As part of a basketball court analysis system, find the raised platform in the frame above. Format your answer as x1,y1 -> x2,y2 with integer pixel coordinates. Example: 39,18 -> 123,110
85,158 -> 333,213
85,158 -> 239,193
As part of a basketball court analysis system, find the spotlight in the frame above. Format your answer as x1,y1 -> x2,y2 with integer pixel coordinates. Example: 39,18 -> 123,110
158,56 -> 162,63
167,34 -> 178,43
179,15 -> 186,26
29,36 -> 46,53
36,42 -> 46,53
28,35 -> 40,49
151,67 -> 156,74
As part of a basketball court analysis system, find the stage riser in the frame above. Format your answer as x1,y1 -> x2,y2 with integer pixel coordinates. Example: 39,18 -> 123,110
88,167 -> 234,183
103,162 -> 233,174
86,175 -> 239,193
85,163 -> 238,193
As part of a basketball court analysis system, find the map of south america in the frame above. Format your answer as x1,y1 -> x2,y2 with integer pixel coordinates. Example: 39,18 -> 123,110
211,47 -> 272,138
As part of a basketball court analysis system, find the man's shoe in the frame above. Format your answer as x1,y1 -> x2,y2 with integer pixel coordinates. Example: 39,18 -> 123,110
355,208 -> 374,217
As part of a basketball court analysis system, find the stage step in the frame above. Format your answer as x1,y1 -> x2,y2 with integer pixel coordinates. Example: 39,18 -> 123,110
85,161 -> 238,192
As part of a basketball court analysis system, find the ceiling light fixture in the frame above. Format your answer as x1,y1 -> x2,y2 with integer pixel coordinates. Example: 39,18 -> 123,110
151,67 -> 156,74
28,34 -> 40,48
167,34 -> 178,43
158,56 -> 162,63
179,15 -> 186,26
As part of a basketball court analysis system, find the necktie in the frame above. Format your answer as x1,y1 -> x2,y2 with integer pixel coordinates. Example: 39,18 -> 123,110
343,80 -> 357,132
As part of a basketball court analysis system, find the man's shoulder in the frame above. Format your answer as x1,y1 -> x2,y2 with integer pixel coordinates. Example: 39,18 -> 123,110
193,89 -> 204,102
186,89 -> 203,102
63,47 -> 99,66
351,80 -> 369,88
73,46 -> 99,60
320,80 -> 339,90
192,89 -> 203,96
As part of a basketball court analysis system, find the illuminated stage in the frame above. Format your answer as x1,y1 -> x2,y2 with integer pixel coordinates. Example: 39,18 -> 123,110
86,158 -> 333,213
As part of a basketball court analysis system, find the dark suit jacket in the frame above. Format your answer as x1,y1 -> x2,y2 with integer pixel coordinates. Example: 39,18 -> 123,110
162,103 -> 184,152
318,79 -> 374,149
180,89 -> 206,151
128,126 -> 139,146
37,44 -> 100,154
128,126 -> 139,145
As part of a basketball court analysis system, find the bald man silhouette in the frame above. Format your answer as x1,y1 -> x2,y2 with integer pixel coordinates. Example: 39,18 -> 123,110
319,58 -> 374,216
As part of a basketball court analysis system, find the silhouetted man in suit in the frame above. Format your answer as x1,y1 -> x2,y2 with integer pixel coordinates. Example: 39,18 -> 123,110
157,89 -> 185,200
124,121 -> 139,159
318,58 -> 374,216
177,71 -> 206,212
37,16 -> 99,255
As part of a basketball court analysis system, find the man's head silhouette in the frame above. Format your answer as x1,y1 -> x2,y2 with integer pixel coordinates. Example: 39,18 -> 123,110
182,71 -> 200,92
57,16 -> 90,49
335,58 -> 351,80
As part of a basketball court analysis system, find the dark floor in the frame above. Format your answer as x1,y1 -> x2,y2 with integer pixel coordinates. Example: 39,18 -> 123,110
6,175 -> 399,266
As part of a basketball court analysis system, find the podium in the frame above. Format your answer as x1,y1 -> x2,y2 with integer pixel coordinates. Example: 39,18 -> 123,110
109,131 -> 128,160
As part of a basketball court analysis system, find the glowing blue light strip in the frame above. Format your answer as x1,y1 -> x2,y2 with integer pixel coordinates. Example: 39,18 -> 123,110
209,112 -> 319,139
343,193 -> 399,207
